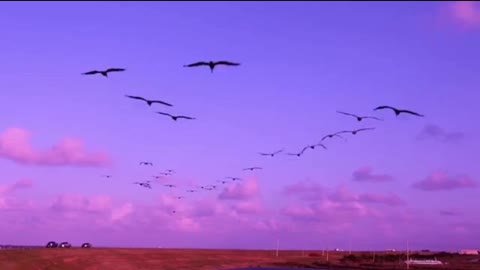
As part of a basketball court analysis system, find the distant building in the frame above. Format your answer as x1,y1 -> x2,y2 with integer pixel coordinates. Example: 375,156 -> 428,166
459,250 -> 479,255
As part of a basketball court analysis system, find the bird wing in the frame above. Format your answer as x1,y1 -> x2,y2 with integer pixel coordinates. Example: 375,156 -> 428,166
126,95 -> 147,102
214,61 -> 240,66
336,111 -> 358,118
150,100 -> 173,107
364,116 -> 383,121
184,62 -> 210,67
316,143 -> 327,150
156,112 -> 173,117
106,68 -> 126,73
273,149 -> 284,154
82,70 -> 100,75
374,105 -> 396,111
258,152 -> 269,155
400,109 -> 424,117
357,127 -> 375,132
176,116 -> 195,120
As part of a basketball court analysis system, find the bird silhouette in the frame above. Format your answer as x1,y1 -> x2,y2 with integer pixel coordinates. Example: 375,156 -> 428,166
159,172 -> 172,176
183,61 -> 240,73
156,112 -> 195,121
164,184 -> 176,188
133,181 -> 152,189
259,149 -> 284,157
186,189 -> 196,193
286,146 -> 309,157
166,169 -> 175,173
307,143 -> 327,150
152,175 -> 163,179
205,185 -> 217,190
226,177 -> 242,181
82,68 -> 125,77
336,111 -> 383,122
374,106 -> 424,117
337,128 -> 376,135
243,167 -> 262,171
217,180 -> 230,184
101,175 -> 112,178
320,133 -> 345,142
176,196 -> 184,199
125,95 -> 173,107
140,162 -> 153,166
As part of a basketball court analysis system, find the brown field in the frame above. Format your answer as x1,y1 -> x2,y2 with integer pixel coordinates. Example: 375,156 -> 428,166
0,248 -> 479,270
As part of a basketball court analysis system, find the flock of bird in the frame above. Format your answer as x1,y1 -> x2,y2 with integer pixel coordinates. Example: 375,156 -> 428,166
83,61 -> 425,215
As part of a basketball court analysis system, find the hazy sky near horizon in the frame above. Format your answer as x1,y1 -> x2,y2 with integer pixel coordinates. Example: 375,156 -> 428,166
1,1 -> 479,251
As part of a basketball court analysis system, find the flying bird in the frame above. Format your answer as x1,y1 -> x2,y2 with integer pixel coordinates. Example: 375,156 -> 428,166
373,106 -> 424,117
152,175 -> 163,179
217,180 -> 229,184
159,172 -> 172,176
307,143 -> 327,150
259,149 -> 284,157
186,189 -> 196,193
82,68 -> 125,77
320,133 -> 345,142
205,185 -> 217,190
101,175 -> 112,178
140,162 -> 153,166
166,169 -> 175,173
286,146 -> 309,157
226,177 -> 242,181
243,167 -> 262,171
156,112 -> 195,121
183,61 -> 240,73
337,128 -> 376,135
164,184 -> 176,188
125,95 -> 173,107
336,111 -> 383,122
176,196 -> 185,199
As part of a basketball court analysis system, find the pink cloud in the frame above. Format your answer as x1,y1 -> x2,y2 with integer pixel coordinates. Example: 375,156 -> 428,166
218,178 -> 260,201
0,178 -> 33,195
358,193 -> 406,206
352,166 -> 393,183
440,210 -> 463,217
447,1 -> 480,30
0,179 -> 33,210
0,127 -> 111,167
282,180 -> 325,200
417,124 -> 464,143
50,194 -> 113,213
412,171 -> 477,191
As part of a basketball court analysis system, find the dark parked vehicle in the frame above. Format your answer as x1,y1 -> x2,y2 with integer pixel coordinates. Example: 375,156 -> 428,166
81,242 -> 92,248
46,241 -> 58,248
59,242 -> 71,248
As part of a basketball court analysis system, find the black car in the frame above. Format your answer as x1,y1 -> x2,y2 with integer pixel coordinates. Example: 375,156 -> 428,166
59,242 -> 72,248
46,241 -> 58,248
81,242 -> 92,248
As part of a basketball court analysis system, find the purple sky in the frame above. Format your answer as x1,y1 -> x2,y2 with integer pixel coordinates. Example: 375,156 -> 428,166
1,2 -> 479,251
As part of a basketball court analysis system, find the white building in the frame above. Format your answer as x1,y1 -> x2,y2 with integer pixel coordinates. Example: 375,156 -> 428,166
459,250 -> 479,255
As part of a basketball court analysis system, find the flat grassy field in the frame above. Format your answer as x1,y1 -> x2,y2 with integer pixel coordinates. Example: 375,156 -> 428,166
0,248 -> 479,270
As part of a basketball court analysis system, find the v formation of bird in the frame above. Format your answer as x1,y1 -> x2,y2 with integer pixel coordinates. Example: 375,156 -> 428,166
87,62 -> 424,215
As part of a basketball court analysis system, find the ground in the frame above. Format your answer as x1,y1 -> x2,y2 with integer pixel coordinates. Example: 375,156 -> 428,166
0,248 -> 479,270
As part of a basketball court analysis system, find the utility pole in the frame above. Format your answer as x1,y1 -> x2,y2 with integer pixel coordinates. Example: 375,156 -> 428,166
406,240 -> 410,270
275,239 -> 279,257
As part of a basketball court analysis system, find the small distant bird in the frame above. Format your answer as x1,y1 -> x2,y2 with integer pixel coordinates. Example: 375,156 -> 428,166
320,133 -> 345,142
307,143 -> 327,150
186,189 -> 196,193
217,180 -> 229,184
205,185 -> 217,190
156,112 -> 195,121
226,177 -> 242,181
125,95 -> 173,107
171,210 -> 176,214
337,128 -> 376,135
183,61 -> 240,73
152,175 -> 163,179
336,111 -> 383,122
164,184 -> 176,188
159,172 -> 172,176
133,182 -> 152,189
166,169 -> 175,173
101,175 -> 112,178
82,68 -> 125,77
259,149 -> 284,157
243,167 -> 262,171
176,196 -> 184,199
286,146 -> 309,157
373,106 -> 424,117
140,162 -> 153,166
